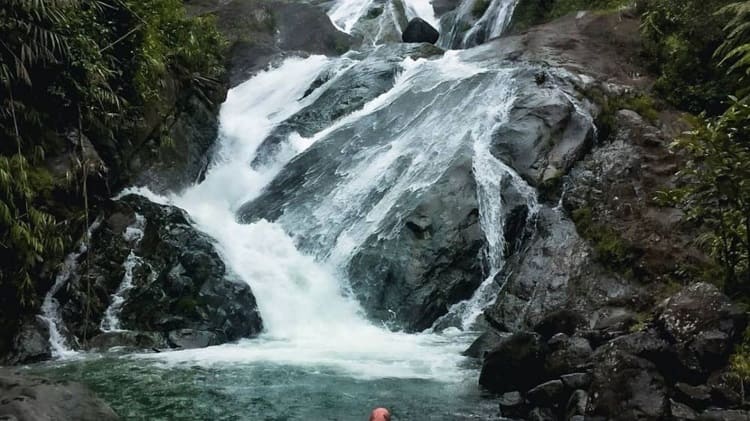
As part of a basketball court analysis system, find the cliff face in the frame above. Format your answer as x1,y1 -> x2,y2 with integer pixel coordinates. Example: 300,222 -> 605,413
471,10 -> 749,420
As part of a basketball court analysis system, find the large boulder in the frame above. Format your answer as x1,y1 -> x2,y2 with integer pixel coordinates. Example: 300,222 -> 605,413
544,335 -> 592,377
654,282 -> 747,381
57,194 -> 263,351
0,369 -> 118,421
586,347 -> 670,420
479,331 -> 549,393
484,207 -> 638,332
402,18 -> 440,44
2,317 -> 51,365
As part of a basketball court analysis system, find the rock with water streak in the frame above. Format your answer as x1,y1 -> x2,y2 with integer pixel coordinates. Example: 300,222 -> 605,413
56,194 -> 263,352
484,207 -> 637,333
252,44 -> 443,167
402,18 -> 440,44
0,369 -> 118,421
2,317 -> 51,365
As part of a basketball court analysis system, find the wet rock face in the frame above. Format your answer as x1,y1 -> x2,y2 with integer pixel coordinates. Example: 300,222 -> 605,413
347,154 -> 484,331
2,317 -> 51,365
0,369 -> 119,421
484,206 -> 638,333
402,18 -> 440,44
57,194 -> 262,352
490,76 -> 595,187
197,0 -> 355,87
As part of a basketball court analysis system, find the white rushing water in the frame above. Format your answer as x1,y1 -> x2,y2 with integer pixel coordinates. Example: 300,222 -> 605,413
118,41 -> 534,381
330,0 -> 439,40
40,218 -> 102,359
100,213 -> 146,332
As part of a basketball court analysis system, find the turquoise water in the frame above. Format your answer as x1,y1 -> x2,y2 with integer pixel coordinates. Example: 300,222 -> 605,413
25,355 -> 499,420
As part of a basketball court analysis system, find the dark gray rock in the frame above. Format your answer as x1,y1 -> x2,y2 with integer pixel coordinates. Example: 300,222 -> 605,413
707,370 -> 743,408
592,308 -> 638,332
674,382 -> 712,411
586,348 -> 669,420
697,410 -> 750,421
490,78 -> 594,187
566,389 -> 588,419
129,85 -> 227,194
432,0 -> 462,16
498,391 -> 527,419
87,331 -> 167,352
485,207 -> 636,333
605,329 -> 675,368
463,330 -> 510,359
167,329 -> 220,349
57,195 -> 263,351
345,153 -> 485,331
527,407 -> 558,421
479,332 -> 548,393
0,370 -> 118,421
670,399 -> 698,421
534,309 -> 587,340
402,18 -> 439,44
655,283 -> 747,380
208,0 -> 355,87
560,372 -> 591,390
526,380 -> 565,407
544,336 -> 592,377
3,317 -> 51,365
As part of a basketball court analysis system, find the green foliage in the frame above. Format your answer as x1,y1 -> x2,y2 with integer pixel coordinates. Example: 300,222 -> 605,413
585,87 -> 662,141
639,0 -> 742,114
657,100 -> 750,295
0,0 -> 226,317
716,1 -> 750,101
571,207 -> 640,275
731,325 -> 750,402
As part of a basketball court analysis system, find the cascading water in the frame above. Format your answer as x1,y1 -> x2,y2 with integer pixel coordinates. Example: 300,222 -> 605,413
28,0 -> 550,417
439,0 -> 520,49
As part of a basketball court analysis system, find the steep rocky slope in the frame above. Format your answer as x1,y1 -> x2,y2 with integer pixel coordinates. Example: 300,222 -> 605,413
469,9 -> 749,420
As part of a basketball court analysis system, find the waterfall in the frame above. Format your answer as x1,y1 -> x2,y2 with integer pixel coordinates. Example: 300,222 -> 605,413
440,0 -> 520,49
40,218 -> 102,358
100,213 -> 146,332
38,0 -> 533,383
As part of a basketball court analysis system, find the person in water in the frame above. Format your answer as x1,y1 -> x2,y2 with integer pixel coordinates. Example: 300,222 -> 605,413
369,407 -> 391,421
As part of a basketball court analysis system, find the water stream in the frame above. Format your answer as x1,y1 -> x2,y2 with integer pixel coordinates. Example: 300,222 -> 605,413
26,0 -> 531,419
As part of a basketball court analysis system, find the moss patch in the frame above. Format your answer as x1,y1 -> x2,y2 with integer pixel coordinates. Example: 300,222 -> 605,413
571,206 -> 641,275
